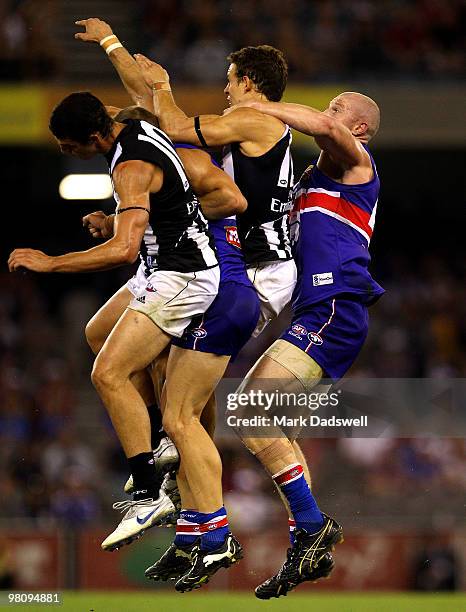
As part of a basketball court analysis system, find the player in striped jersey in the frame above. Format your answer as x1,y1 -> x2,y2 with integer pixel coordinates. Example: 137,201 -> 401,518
81,108 -> 259,576
8,92 -> 235,558
226,92 -> 384,598
132,48 -> 296,337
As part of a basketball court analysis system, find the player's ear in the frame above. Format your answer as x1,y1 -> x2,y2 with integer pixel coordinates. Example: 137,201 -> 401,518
353,122 -> 368,137
242,75 -> 255,93
89,133 -> 105,149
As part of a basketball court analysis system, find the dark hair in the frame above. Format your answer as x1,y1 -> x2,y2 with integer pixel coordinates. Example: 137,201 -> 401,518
115,105 -> 160,128
227,45 -> 288,102
49,92 -> 114,144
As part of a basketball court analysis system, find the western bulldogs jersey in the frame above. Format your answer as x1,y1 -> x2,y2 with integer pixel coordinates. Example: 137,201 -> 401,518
222,126 -> 293,266
105,120 -> 217,274
291,145 -> 385,312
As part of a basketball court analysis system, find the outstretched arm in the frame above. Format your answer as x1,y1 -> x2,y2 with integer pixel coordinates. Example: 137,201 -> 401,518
8,161 -> 159,273
235,100 -> 365,168
75,18 -> 153,110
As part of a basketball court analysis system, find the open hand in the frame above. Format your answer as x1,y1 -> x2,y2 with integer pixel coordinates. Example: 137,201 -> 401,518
75,18 -> 114,43
8,249 -> 53,273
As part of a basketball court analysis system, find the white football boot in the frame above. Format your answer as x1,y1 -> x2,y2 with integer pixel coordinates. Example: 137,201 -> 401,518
101,491 -> 176,551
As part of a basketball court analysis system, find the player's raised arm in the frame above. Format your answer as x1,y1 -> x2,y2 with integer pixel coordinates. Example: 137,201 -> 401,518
8,160 -> 158,274
237,100 -> 367,169
177,148 -> 247,220
75,18 -> 153,110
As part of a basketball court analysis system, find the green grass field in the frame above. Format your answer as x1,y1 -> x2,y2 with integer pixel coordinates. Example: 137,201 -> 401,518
6,592 -> 466,612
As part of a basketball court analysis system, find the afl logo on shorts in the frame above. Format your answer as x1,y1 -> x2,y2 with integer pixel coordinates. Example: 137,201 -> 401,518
146,283 -> 156,293
291,324 -> 307,336
308,332 -> 323,345
190,327 -> 207,339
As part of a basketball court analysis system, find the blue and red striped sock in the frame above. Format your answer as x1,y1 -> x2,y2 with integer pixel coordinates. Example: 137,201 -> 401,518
197,507 -> 229,551
273,463 -> 324,534
174,509 -> 201,547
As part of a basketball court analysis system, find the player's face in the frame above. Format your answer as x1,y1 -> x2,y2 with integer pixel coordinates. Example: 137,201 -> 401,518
56,138 -> 98,160
224,64 -> 244,106
324,96 -> 357,131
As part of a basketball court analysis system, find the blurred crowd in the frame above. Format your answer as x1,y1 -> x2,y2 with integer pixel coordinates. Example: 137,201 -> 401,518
0,0 -> 59,81
1,0 -> 465,83
0,252 -> 465,530
138,0 -> 466,82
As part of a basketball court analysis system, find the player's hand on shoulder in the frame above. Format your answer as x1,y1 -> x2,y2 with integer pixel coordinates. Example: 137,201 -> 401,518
8,249 -> 53,273
133,54 -> 170,86
75,18 -> 113,43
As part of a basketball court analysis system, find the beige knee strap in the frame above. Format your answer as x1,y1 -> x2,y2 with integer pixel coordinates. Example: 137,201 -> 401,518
254,438 -> 292,462
265,339 -> 324,391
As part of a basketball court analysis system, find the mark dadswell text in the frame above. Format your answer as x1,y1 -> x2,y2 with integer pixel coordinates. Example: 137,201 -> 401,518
227,415 -> 369,428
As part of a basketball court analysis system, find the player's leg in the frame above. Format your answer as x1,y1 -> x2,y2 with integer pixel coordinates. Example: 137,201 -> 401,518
251,297 -> 369,597
93,309 -> 176,550
85,282 -> 157,408
146,282 -> 258,587
163,347 -> 228,512
169,392 -> 216,511
92,308 -> 171,470
162,346 -> 246,592
88,287 -> 173,500
85,285 -> 132,354
200,392 -> 217,438
235,344 -> 342,598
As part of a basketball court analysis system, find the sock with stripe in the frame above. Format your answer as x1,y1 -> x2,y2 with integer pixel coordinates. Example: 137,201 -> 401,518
288,518 -> 296,546
273,463 -> 324,534
197,507 -> 230,551
174,509 -> 201,547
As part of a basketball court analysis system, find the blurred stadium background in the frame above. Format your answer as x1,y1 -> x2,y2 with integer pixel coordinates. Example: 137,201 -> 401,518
0,1 -> 465,610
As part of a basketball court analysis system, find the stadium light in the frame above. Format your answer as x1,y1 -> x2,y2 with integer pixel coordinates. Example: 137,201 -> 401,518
59,174 -> 113,200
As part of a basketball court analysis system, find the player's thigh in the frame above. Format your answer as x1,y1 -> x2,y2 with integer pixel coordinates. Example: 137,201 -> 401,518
86,285 -> 133,343
164,346 -> 229,421
96,308 -> 171,379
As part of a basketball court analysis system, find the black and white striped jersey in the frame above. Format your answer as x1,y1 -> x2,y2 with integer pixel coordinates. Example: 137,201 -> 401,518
105,119 -> 217,274
222,126 -> 293,266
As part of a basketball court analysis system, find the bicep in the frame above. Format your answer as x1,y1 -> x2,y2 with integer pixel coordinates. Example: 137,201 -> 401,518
112,160 -> 162,205
111,162 -> 158,253
171,109 -> 265,147
198,109 -> 265,146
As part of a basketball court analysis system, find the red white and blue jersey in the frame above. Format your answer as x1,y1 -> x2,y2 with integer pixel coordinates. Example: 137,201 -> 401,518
291,145 -> 384,313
